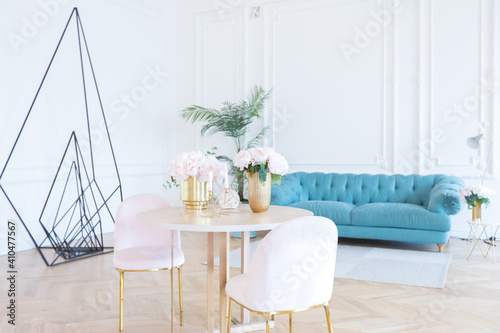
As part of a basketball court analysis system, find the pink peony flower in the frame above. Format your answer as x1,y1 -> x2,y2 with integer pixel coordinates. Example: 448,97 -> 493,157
234,150 -> 252,170
167,151 -> 224,184
249,148 -> 267,165
268,152 -> 289,175
198,155 -> 224,182
459,189 -> 469,203
232,147 -> 288,179
262,147 -> 275,160
185,163 -> 198,177
460,184 -> 495,208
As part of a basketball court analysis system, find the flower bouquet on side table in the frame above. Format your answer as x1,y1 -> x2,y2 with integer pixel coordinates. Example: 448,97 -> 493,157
460,184 -> 495,222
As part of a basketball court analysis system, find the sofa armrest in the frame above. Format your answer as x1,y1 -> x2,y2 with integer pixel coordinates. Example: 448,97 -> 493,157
427,177 -> 464,215
270,175 -> 302,206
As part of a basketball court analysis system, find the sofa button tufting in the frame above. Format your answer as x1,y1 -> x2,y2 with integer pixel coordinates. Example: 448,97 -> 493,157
271,172 -> 463,250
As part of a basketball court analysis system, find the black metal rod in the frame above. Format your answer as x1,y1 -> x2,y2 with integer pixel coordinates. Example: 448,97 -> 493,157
0,186 -> 49,267
75,9 -> 96,181
0,8 -> 77,180
1,7 -> 123,267
77,12 -> 123,201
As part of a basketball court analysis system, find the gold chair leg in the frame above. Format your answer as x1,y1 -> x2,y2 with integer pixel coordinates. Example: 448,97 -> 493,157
324,303 -> 333,333
265,314 -> 270,333
289,312 -> 293,332
119,270 -> 124,332
227,298 -> 232,333
178,267 -> 184,326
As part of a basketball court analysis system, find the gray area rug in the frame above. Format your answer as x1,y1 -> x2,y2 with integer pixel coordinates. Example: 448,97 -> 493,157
206,241 -> 453,289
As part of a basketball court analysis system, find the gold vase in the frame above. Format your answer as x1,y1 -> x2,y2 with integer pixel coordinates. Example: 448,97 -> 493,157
472,202 -> 482,222
247,171 -> 271,213
180,176 -> 209,210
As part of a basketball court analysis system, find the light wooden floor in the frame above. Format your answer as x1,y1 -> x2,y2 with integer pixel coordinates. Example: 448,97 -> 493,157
1,232 -> 499,333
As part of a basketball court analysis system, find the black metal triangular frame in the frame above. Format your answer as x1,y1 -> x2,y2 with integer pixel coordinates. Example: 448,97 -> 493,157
0,8 -> 123,266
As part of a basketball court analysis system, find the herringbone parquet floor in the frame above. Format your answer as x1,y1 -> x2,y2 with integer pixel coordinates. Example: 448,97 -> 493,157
1,232 -> 499,333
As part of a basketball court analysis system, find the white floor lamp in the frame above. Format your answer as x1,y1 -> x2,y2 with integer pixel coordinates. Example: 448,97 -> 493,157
466,134 -> 493,185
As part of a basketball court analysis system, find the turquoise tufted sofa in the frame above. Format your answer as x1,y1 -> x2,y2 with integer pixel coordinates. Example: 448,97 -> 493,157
271,172 -> 464,252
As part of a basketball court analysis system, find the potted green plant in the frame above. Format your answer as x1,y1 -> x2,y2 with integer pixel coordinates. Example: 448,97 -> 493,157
180,86 -> 272,201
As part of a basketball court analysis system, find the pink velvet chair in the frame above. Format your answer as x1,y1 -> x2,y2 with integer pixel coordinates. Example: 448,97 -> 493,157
225,216 -> 338,333
113,194 -> 185,332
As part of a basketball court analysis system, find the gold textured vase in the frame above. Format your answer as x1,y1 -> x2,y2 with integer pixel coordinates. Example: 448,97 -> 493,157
472,203 -> 482,222
180,176 -> 209,210
247,172 -> 271,213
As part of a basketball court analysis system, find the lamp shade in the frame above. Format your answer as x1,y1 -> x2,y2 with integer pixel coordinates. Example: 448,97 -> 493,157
466,134 -> 484,149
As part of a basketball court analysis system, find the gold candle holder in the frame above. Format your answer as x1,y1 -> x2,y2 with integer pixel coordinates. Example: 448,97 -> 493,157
217,187 -> 241,214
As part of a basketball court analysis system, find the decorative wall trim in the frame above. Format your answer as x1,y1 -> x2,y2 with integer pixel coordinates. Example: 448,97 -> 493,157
391,0 -> 400,174
491,0 -> 499,179
190,0 -> 497,178
417,0 -> 431,174
1,164 -> 162,185
104,0 -> 169,18
194,8 -> 248,150
262,0 -> 397,172
420,0 -> 497,179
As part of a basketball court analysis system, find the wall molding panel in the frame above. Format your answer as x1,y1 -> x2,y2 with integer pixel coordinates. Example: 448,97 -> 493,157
195,7 -> 249,151
419,0 -> 498,179
189,0 -> 498,181
262,0 -> 398,173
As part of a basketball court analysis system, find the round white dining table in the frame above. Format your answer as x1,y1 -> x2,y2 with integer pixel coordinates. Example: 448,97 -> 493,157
138,204 -> 313,333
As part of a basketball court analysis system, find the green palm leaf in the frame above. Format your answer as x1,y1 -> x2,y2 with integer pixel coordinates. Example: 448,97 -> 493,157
247,126 -> 270,148
180,86 -> 272,200
180,105 -> 220,123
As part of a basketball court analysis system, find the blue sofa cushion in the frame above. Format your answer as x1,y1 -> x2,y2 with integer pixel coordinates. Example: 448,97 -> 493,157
289,201 -> 354,225
351,203 -> 451,232
272,173 -> 464,209
294,173 -> 440,206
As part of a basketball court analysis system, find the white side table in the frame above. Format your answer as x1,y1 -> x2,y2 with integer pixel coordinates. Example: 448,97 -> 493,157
466,220 -> 500,262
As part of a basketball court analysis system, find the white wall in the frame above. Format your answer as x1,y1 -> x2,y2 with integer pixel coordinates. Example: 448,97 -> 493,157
175,0 -> 500,238
0,0 -> 177,255
2,0 -> 499,255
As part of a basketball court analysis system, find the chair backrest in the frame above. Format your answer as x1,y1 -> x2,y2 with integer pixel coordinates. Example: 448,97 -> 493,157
114,194 -> 180,251
245,216 -> 338,312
